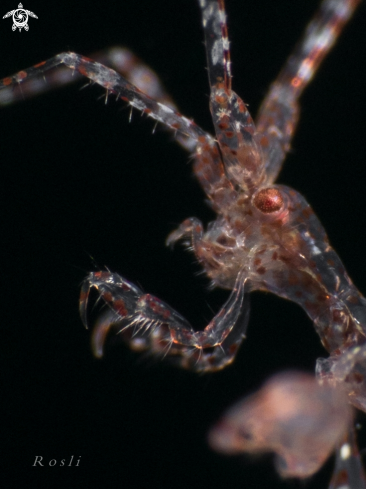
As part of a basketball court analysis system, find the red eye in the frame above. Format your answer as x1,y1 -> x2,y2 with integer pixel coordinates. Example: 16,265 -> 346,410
253,188 -> 284,214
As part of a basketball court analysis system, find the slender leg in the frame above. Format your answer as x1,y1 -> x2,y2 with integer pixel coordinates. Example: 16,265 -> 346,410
0,47 -> 174,108
0,52 -> 213,147
198,0 -> 266,192
256,0 -> 362,183
80,269 -> 249,372
0,46 -> 198,153
329,427 -> 366,489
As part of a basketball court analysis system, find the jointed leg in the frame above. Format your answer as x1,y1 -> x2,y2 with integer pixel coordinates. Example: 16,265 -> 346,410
330,427 -> 366,489
80,269 -> 248,372
0,47 -> 176,109
0,52 -> 212,149
198,0 -> 266,193
94,47 -> 197,152
256,0 -> 362,184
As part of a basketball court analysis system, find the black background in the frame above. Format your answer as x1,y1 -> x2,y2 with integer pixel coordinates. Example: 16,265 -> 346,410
1,0 -> 366,488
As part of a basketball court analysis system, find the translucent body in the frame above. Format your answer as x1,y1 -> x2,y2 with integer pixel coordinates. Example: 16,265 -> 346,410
1,0 -> 365,486
208,372 -> 351,478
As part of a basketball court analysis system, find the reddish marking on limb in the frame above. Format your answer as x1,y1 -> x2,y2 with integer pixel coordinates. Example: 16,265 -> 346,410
102,291 -> 113,302
2,77 -> 12,86
214,93 -> 227,105
237,98 -> 246,113
31,0 -> 360,484
79,290 -> 88,302
17,71 -> 27,81
145,295 -> 171,319
113,299 -> 128,317
78,64 -> 89,77
260,135 -> 269,147
218,122 -> 229,130
228,343 -> 239,355
94,271 -> 110,280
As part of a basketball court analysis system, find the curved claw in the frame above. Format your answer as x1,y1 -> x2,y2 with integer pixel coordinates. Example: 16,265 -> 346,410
79,271 -> 141,329
165,217 -> 203,248
80,268 -> 249,372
